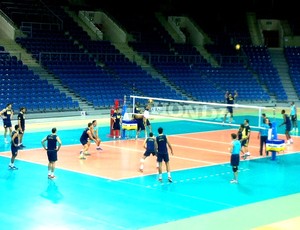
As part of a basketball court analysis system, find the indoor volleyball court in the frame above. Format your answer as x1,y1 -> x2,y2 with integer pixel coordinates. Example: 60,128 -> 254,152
0,96 -> 300,229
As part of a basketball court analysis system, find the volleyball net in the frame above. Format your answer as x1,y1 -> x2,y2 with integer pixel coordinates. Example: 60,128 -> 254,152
128,95 -> 274,130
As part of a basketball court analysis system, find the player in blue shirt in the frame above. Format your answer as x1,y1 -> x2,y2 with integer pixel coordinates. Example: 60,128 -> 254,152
290,101 -> 298,133
229,133 -> 241,184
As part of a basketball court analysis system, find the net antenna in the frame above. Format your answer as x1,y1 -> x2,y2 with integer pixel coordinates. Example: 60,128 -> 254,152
130,95 -> 269,129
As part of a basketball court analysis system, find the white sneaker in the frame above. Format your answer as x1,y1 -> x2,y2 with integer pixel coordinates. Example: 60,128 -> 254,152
79,155 -> 86,159
290,139 -> 294,144
230,179 -> 238,184
243,152 -> 250,160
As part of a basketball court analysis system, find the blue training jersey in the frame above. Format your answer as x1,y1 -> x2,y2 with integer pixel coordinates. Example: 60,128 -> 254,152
156,134 -> 168,154
259,123 -> 270,137
284,114 -> 291,127
80,128 -> 89,141
3,108 -> 13,121
146,137 -> 155,151
47,134 -> 57,150
232,139 -> 241,155
11,130 -> 18,146
290,105 -> 296,116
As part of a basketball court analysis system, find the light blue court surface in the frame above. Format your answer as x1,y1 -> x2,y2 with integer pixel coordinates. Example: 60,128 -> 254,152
0,118 -> 299,230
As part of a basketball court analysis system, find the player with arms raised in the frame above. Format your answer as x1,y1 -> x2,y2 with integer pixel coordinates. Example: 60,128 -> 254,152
223,90 -> 238,124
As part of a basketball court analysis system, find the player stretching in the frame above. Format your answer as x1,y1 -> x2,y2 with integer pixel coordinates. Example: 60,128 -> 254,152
79,122 -> 97,159
139,132 -> 158,172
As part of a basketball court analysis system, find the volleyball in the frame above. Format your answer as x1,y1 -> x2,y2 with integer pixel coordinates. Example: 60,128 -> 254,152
148,99 -> 153,103
235,44 -> 241,50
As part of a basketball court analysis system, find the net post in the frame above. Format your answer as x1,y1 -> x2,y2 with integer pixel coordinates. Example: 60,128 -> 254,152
258,108 -> 262,127
121,95 -> 127,139
132,95 -> 136,115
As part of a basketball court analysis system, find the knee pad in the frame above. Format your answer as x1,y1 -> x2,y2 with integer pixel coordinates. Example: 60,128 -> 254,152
233,166 -> 238,172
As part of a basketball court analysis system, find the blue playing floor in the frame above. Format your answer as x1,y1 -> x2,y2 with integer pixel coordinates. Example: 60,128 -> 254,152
0,118 -> 299,230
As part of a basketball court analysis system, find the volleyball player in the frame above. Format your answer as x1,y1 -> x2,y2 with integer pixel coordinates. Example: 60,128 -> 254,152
111,107 -> 122,139
9,124 -> 20,170
279,109 -> 293,144
229,133 -> 241,184
79,122 -> 97,159
290,101 -> 298,133
223,90 -> 238,124
237,123 -> 244,155
18,107 -> 26,148
258,118 -> 270,156
0,103 -> 14,144
91,120 -> 102,150
241,119 -> 251,160
143,104 -> 152,138
41,127 -> 62,179
156,127 -> 174,182
134,103 -> 145,139
139,132 -> 158,173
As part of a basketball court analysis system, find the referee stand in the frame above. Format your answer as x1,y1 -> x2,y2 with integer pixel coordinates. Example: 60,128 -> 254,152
121,95 -> 138,139
266,121 -> 285,161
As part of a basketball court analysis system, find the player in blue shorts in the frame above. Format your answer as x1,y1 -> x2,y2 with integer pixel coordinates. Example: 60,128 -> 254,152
91,120 -> 102,150
9,124 -> 20,170
279,109 -> 293,144
41,127 -> 62,179
18,107 -> 26,148
143,104 -> 152,138
79,122 -> 97,159
241,119 -> 251,160
134,103 -> 145,139
111,108 -> 122,139
156,127 -> 174,182
229,133 -> 241,184
139,132 -> 158,172
223,90 -> 238,124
